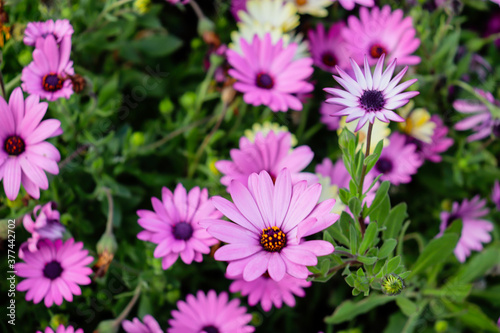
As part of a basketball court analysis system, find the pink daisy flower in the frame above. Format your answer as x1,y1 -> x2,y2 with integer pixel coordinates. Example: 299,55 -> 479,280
319,102 -> 342,130
168,290 -> 254,333
437,196 -> 493,263
0,87 -> 62,201
123,315 -> 163,333
453,89 -> 500,142
24,19 -> 74,46
372,133 -> 422,186
16,238 -> 93,307
342,5 -> 420,66
227,33 -> 314,112
137,184 -> 221,270
21,35 -> 74,101
324,54 -> 419,131
202,169 -> 337,281
331,0 -> 374,11
307,23 -> 350,73
215,130 -> 317,189
36,325 -> 83,333
22,202 -> 65,255
229,273 -> 311,311
491,180 -> 500,211
405,115 -> 453,163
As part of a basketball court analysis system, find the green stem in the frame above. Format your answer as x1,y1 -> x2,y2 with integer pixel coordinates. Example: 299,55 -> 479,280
4,73 -> 21,93
189,0 -> 205,20
452,80 -> 500,118
103,188 -> 114,235
356,122 -> 374,236
113,282 -> 142,328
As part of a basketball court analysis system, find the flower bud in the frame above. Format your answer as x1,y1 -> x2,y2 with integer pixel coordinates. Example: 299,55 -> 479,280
97,233 -> 117,256
381,273 -> 405,296
93,320 -> 118,333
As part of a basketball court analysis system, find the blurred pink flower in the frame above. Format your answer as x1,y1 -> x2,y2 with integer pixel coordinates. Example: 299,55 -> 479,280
492,180 -> 500,211
308,23 -> 350,73
168,290 -> 254,333
16,238 -> 93,307
202,169 -> 337,281
319,102 -> 343,130
229,273 -> 311,311
22,202 -> 64,256
24,19 -> 74,46
0,87 -> 62,200
453,89 -> 500,142
37,325 -> 83,333
373,132 -> 422,185
137,184 -> 221,270
324,55 -> 419,132
437,196 -> 493,263
21,35 -> 74,101
342,5 -> 420,66
123,315 -> 163,333
331,0 -> 374,10
215,130 -> 317,189
406,115 -> 453,163
227,33 -> 314,112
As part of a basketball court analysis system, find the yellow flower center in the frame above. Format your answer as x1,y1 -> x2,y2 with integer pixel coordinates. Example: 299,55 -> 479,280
260,226 -> 287,252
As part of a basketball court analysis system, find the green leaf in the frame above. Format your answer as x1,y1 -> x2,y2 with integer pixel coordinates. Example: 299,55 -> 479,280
365,181 -> 390,216
339,188 -> 350,205
382,203 -> 407,240
358,221 -> 378,255
348,197 -> 362,218
325,223 -> 349,246
364,140 -> 383,173
131,34 -> 183,57
443,299 -> 500,332
325,294 -> 394,324
408,233 -> 459,279
357,256 -> 378,265
395,296 -> 418,317
349,223 -> 359,254
448,244 -> 500,284
385,256 -> 401,274
378,239 -> 398,259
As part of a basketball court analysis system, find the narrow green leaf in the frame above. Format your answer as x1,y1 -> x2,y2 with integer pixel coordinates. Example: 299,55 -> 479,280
358,221 -> 378,255
386,256 -> 401,274
349,223 -> 359,254
378,239 -> 398,259
325,294 -> 394,324
408,234 -> 459,279
396,297 -> 418,317
382,203 -> 407,240
357,256 -> 378,265
348,197 -> 362,218
365,181 -> 390,216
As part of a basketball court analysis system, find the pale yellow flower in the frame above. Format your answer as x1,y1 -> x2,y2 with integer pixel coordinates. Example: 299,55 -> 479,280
286,0 -> 332,17
244,122 -> 298,147
239,0 -> 300,34
398,101 -> 436,143
317,175 -> 346,215
337,117 -> 391,153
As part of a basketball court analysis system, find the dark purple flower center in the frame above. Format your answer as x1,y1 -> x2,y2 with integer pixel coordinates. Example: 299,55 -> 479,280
201,325 -> 219,333
172,222 -> 193,241
42,73 -> 64,92
375,157 -> 393,174
260,226 -> 286,252
369,43 -> 388,59
321,52 -> 337,67
256,72 -> 274,89
404,135 -> 424,153
445,214 -> 459,228
4,135 -> 25,156
43,260 -> 63,280
360,90 -> 385,112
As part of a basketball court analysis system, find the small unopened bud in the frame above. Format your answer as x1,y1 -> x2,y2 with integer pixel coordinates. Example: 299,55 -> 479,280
50,314 -> 68,329
130,132 -> 145,147
381,273 -> 405,296
97,233 -> 117,256
197,17 -> 215,37
434,320 -> 449,332
221,78 -> 237,105
94,320 -> 118,333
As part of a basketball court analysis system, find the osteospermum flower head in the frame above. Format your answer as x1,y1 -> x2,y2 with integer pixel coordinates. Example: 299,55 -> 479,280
22,202 -> 65,254
203,169 -> 337,282
325,54 -> 419,132
320,102 -> 342,131
36,325 -> 83,333
137,184 -> 221,270
168,290 -> 254,333
342,5 -> 420,66
24,19 -> 74,46
243,121 -> 298,146
287,0 -> 333,17
123,315 -> 163,333
0,87 -> 62,200
398,101 -> 436,143
308,23 -> 350,73
21,35 -> 74,101
238,0 -> 299,33
16,238 -> 93,307
331,0 -> 374,10
215,130 -> 317,189
228,33 -> 314,112
229,273 -> 311,311
437,196 -> 493,263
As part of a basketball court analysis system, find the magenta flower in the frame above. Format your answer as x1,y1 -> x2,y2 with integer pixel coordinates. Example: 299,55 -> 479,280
24,19 -> 74,46
229,273 -> 311,311
203,169 -> 337,281
215,130 -> 316,189
319,102 -> 342,131
492,180 -> 500,211
228,33 -> 314,112
22,202 -> 65,255
437,196 -> 493,263
16,238 -> 93,307
137,184 -> 221,270
406,115 -> 453,163
21,35 -> 74,101
123,315 -> 163,333
168,290 -> 254,333
342,5 -> 420,66
0,87 -> 62,200
453,89 -> 500,142
331,0 -> 374,10
36,325 -> 83,333
373,133 -> 422,186
308,23 -> 350,73
324,55 -> 419,131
